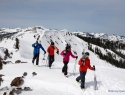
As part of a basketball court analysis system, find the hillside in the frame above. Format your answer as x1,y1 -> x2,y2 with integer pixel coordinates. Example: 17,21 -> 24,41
0,26 -> 125,95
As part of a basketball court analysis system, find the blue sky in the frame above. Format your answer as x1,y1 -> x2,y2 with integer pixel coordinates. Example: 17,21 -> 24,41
0,0 -> 125,36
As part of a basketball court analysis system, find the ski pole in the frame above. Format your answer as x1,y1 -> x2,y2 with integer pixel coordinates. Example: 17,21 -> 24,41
73,59 -> 77,76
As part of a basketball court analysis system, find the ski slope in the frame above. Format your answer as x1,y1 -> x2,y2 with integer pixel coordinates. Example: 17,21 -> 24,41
0,27 -> 125,95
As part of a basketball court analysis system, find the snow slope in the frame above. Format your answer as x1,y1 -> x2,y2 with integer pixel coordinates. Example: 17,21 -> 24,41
0,27 -> 125,95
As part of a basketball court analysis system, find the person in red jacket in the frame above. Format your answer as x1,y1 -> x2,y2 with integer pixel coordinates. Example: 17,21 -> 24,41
76,52 -> 95,89
47,41 -> 59,68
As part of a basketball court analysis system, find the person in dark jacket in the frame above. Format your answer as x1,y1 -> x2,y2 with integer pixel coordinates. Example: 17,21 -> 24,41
47,41 -> 59,68
76,52 -> 95,89
32,40 -> 46,66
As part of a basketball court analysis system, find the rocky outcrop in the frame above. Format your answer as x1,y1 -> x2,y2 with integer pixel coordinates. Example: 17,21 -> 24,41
0,60 -> 3,70
15,60 -> 21,63
10,77 -> 24,87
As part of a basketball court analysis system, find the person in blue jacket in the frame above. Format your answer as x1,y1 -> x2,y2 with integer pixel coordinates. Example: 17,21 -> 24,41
32,40 -> 46,66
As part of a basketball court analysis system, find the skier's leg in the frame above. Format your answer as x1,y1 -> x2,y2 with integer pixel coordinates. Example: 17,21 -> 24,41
52,55 -> 54,63
36,54 -> 39,65
80,72 -> 86,89
48,56 -> 51,67
32,54 -> 37,64
64,62 -> 68,75
50,55 -> 54,67
76,71 -> 82,82
48,55 -> 51,67
62,61 -> 65,73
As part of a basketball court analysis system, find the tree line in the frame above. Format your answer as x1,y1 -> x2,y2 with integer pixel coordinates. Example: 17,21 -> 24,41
77,35 -> 125,69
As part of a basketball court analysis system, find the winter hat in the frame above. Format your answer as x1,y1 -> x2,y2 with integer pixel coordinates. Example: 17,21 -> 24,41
66,44 -> 71,50
51,41 -> 54,45
84,52 -> 89,57
36,41 -> 38,44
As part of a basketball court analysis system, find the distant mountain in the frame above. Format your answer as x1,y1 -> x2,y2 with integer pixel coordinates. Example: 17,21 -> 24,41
73,32 -> 125,43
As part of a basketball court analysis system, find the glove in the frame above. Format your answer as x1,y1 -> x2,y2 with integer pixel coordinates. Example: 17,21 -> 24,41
44,51 -> 46,54
56,51 -> 59,55
93,65 -> 95,71
76,56 -> 78,59
63,50 -> 66,55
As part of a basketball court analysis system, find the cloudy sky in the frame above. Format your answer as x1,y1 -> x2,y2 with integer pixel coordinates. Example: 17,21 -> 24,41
0,0 -> 125,36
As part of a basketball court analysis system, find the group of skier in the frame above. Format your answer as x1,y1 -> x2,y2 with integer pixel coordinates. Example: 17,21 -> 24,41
32,40 -> 95,89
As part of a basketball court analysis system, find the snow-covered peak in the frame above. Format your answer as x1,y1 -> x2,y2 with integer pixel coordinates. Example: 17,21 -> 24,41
73,31 -> 125,43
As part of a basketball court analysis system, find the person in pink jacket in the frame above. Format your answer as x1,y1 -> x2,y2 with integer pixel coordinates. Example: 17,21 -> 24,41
60,44 -> 78,76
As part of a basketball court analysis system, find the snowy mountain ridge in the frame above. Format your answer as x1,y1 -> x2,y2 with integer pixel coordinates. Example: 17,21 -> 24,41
1,26 -> 125,43
0,26 -> 125,95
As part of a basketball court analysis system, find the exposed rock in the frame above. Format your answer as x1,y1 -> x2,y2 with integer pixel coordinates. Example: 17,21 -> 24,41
24,87 -> 32,91
15,38 -> 19,50
15,87 -> 22,94
23,72 -> 27,77
0,77 -> 4,86
16,87 -> 22,90
0,56 -> 2,60
2,61 -> 12,65
21,61 -> 27,63
0,74 -> 5,77
0,47 -> 11,60
9,88 -> 15,95
15,60 -> 21,63
3,92 -> 6,95
0,60 -> 3,70
4,48 -> 11,60
10,52 -> 13,55
0,86 -> 9,91
32,72 -> 37,76
10,77 -> 24,87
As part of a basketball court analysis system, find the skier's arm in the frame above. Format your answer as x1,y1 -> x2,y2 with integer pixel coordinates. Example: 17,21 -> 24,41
55,46 -> 59,54
87,60 -> 93,70
32,43 -> 35,47
55,46 -> 59,52
32,42 -> 38,48
70,51 -> 76,58
40,44 -> 46,53
89,65 -> 93,70
60,50 -> 64,56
